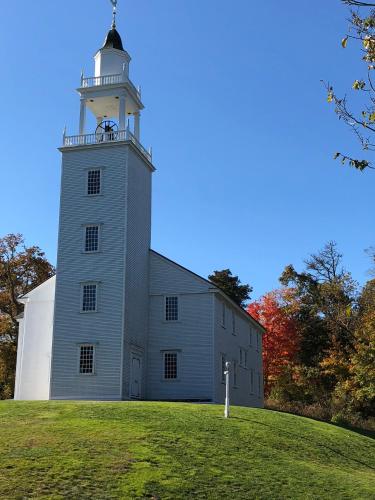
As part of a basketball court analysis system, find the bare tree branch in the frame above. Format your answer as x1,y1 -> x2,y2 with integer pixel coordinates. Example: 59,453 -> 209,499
342,1 -> 375,6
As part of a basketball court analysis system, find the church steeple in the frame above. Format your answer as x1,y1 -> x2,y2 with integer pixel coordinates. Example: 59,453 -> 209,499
62,0 -> 149,162
102,1 -> 124,51
102,28 -> 124,51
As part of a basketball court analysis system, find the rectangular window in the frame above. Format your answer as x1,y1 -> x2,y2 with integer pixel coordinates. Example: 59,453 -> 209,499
249,327 -> 253,347
232,311 -> 236,335
221,303 -> 226,327
233,361 -> 238,387
79,345 -> 95,374
84,225 -> 99,252
164,352 -> 178,379
221,354 -> 226,383
239,348 -> 248,368
256,332 -> 260,352
87,169 -> 101,195
81,283 -> 97,312
257,372 -> 261,396
165,296 -> 178,321
250,369 -> 254,394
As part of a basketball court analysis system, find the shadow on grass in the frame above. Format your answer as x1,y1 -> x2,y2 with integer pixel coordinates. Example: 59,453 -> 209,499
231,414 -> 375,472
330,422 -> 375,440
262,406 -> 375,440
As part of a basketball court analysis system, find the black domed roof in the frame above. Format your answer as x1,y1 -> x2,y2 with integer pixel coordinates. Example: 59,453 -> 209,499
102,28 -> 124,51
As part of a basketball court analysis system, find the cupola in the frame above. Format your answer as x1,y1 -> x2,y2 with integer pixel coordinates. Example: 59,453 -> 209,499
94,6 -> 131,78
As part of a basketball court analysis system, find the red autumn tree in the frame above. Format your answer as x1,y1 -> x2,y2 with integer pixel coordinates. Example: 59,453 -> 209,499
247,290 -> 300,397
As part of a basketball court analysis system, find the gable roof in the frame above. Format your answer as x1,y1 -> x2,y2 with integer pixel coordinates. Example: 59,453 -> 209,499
18,275 -> 56,303
150,249 -> 265,332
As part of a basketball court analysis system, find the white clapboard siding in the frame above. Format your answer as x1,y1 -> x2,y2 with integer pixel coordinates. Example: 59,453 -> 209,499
213,296 -> 264,408
147,252 -> 214,401
51,143 -> 152,400
121,147 -> 152,399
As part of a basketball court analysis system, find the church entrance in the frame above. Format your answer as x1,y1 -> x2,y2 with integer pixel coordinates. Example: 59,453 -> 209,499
130,353 -> 142,399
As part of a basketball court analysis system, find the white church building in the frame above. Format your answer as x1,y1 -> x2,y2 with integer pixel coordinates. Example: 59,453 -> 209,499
14,7 -> 264,406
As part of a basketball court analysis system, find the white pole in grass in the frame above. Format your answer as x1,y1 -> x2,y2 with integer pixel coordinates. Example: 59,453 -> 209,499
224,361 -> 231,418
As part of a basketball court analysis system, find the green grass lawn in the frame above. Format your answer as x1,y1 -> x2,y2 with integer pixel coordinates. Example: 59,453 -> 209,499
0,402 -> 374,499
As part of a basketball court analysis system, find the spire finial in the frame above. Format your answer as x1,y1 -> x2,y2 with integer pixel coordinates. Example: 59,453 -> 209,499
110,0 -> 118,29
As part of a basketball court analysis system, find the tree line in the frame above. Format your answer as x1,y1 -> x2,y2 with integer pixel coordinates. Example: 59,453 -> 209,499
247,242 -> 374,429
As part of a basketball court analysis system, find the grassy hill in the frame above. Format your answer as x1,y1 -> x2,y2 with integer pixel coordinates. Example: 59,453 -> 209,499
0,402 -> 374,499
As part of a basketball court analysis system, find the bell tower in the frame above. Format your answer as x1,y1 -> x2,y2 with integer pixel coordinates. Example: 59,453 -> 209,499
50,2 -> 154,401
76,4 -> 143,141
65,1 -> 145,147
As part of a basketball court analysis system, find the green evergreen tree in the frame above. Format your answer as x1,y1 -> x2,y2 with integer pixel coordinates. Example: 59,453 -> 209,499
208,269 -> 252,308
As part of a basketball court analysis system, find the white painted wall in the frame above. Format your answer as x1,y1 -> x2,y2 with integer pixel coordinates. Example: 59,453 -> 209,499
213,295 -> 264,408
14,277 -> 55,400
147,251 -> 214,401
94,48 -> 130,77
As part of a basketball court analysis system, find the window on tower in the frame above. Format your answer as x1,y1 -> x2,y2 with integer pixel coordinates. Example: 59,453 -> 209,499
81,283 -> 98,312
79,345 -> 95,375
87,169 -> 101,195
84,225 -> 99,252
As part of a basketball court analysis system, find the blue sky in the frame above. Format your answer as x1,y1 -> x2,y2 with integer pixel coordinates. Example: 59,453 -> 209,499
0,0 -> 373,299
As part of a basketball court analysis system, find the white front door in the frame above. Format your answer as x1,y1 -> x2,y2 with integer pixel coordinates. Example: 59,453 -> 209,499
130,354 -> 142,399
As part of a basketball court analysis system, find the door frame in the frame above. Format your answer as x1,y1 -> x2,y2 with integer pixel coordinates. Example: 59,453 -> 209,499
129,352 -> 143,399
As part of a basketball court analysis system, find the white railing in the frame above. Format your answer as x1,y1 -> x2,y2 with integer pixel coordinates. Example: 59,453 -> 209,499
82,74 -> 123,87
63,129 -> 152,162
81,73 -> 141,99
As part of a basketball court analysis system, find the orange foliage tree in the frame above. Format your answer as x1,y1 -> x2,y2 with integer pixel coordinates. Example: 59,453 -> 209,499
247,290 -> 300,397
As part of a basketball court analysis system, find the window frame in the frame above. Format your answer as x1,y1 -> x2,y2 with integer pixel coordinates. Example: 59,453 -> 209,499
233,360 -> 238,388
257,372 -> 261,397
86,168 -> 102,196
164,295 -> 179,322
256,332 -> 260,352
78,344 -> 96,376
221,354 -> 226,384
249,326 -> 253,347
239,348 -> 248,369
161,350 -> 180,381
80,282 -> 99,313
221,302 -> 226,328
250,368 -> 255,394
83,224 -> 101,253
231,311 -> 236,335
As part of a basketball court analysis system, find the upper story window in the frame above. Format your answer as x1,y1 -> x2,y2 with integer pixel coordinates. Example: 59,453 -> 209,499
239,348 -> 248,369
163,351 -> 178,380
165,296 -> 178,321
249,326 -> 253,347
81,283 -> 98,312
84,225 -> 99,252
221,302 -> 226,328
256,332 -> 260,352
87,169 -> 101,195
231,311 -> 236,335
79,344 -> 95,375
